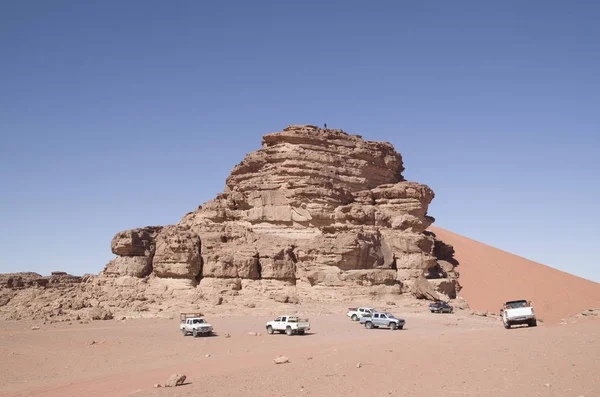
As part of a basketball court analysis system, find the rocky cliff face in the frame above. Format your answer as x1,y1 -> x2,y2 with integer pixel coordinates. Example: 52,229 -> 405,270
0,125 -> 460,320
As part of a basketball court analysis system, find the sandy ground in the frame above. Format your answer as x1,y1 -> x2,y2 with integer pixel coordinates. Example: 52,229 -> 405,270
1,303 -> 598,397
430,227 -> 600,324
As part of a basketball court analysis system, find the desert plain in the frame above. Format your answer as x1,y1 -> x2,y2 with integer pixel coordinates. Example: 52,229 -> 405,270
1,300 -> 598,397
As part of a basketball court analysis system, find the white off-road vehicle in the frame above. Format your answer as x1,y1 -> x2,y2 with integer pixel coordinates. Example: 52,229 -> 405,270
180,312 -> 214,337
265,315 -> 310,336
347,307 -> 375,321
501,300 -> 537,329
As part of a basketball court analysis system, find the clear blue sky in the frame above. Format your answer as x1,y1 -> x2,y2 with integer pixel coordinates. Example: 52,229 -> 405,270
1,1 -> 598,282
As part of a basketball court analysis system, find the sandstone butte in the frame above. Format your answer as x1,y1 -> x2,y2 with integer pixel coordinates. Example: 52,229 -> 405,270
1,125 -> 598,323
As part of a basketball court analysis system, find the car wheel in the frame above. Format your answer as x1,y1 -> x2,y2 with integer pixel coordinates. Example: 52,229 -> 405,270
365,321 -> 373,329
398,325 -> 404,330
389,322 -> 397,330
267,325 -> 274,335
298,330 -> 305,335
181,329 -> 186,336
193,330 -> 198,337
504,322 -> 510,329
529,319 -> 537,327
285,326 -> 293,336
351,314 -> 358,321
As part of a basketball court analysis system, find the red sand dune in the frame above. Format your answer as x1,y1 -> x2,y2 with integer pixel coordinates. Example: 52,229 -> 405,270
430,226 -> 600,324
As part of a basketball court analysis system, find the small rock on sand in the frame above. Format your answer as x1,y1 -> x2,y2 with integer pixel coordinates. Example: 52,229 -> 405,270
31,326 -> 40,330
164,374 -> 186,387
273,356 -> 290,364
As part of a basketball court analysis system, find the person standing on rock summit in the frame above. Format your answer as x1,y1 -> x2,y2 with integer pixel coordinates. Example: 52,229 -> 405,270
324,123 -> 327,129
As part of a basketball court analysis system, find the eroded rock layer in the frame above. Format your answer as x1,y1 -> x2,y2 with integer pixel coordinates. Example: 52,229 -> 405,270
0,125 -> 460,320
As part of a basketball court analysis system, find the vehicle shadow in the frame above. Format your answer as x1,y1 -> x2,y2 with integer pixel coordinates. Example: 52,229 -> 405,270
362,327 -> 406,331
267,332 -> 317,337
188,333 -> 219,338
506,325 -> 535,330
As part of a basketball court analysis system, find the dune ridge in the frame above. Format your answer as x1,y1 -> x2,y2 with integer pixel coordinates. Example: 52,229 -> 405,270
430,226 -> 600,323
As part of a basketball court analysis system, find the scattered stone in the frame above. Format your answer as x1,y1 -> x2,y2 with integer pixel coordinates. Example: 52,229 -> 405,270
581,308 -> 599,317
544,383 -> 551,388
356,363 -> 362,368
307,357 -> 313,360
273,356 -> 290,364
211,296 -> 223,306
88,307 -> 113,321
471,310 -> 488,317
205,354 -> 211,358
31,326 -> 40,330
386,301 -> 396,306
224,333 -> 231,338
248,332 -> 259,336
153,384 -> 162,388
90,340 -> 96,345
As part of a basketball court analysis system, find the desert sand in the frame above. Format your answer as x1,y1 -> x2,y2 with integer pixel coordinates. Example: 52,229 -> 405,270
430,227 -> 600,323
1,302 -> 598,397
2,228 -> 600,397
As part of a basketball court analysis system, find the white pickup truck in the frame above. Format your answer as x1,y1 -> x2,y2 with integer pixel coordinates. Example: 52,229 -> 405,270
265,315 -> 310,336
180,312 -> 214,337
501,300 -> 537,329
347,307 -> 375,321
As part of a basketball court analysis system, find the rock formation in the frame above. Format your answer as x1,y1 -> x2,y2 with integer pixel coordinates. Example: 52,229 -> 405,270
0,125 -> 460,320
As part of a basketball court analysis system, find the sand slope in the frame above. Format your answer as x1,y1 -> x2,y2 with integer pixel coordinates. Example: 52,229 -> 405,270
430,226 -> 600,323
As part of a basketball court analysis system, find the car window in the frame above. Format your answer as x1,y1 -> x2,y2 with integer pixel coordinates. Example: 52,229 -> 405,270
380,314 -> 387,319
274,317 -> 281,322
373,314 -> 379,318
281,317 -> 287,322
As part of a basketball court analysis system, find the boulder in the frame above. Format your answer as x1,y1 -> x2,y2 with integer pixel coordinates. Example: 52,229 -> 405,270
153,226 -> 202,279
88,307 -> 113,320
429,278 -> 461,299
111,226 -> 162,256
411,277 -> 440,301
164,374 -> 187,387
103,256 -> 153,278
273,356 -> 290,364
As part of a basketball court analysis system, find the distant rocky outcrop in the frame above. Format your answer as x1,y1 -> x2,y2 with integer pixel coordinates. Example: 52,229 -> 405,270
0,125 -> 460,320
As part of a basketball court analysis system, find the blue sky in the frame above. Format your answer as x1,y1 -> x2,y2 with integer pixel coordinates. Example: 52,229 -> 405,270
1,1 -> 598,282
